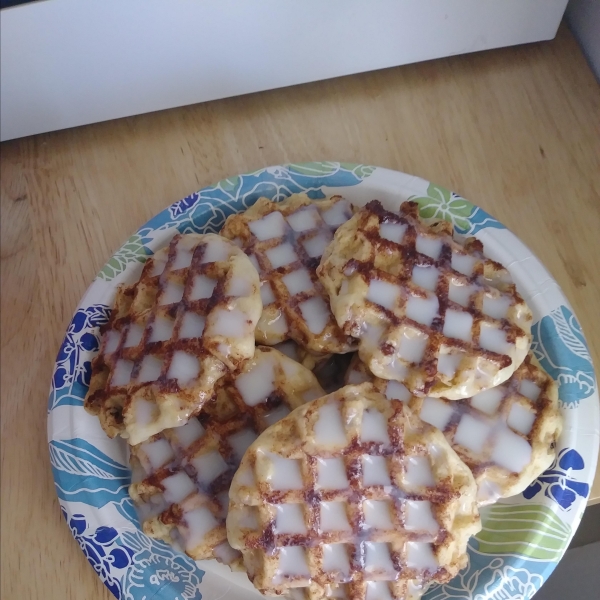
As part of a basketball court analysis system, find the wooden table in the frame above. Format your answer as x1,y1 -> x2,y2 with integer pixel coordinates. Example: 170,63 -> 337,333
1,23 -> 599,600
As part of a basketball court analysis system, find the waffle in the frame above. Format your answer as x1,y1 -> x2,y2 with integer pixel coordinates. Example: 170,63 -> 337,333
345,353 -> 562,504
220,193 -> 357,354
318,200 -> 533,399
85,233 -> 262,445
227,383 -> 481,600
129,346 -> 325,567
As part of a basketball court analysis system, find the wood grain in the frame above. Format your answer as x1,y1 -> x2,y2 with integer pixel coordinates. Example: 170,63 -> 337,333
1,23 -> 599,600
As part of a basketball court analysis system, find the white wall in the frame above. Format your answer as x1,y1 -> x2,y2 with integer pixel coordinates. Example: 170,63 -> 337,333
0,0 -> 569,141
566,0 -> 600,80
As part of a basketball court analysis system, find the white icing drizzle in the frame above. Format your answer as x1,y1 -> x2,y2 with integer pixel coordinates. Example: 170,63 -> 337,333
364,542 -> 396,576
320,502 -> 351,532
360,409 -> 390,446
448,280 -> 476,307
227,429 -> 258,461
172,418 -> 204,448
365,581 -> 394,600
385,380 -> 411,402
282,268 -> 314,296
162,471 -> 196,504
172,247 -> 194,270
412,266 -> 439,292
314,403 -> 347,447
275,504 -> 307,534
302,232 -> 332,258
112,359 -> 134,386
201,238 -> 230,263
363,500 -> 394,529
276,546 -> 310,579
286,206 -> 321,232
190,450 -> 228,487
189,274 -> 216,300
167,351 -> 199,387
249,211 -> 287,241
442,309 -> 473,342
150,317 -> 174,342
178,312 -> 205,339
320,200 -> 351,227
184,507 -> 219,550
134,398 -> 156,425
419,397 -> 454,431
491,428 -> 532,473
141,438 -> 175,471
160,281 -> 185,305
519,379 -> 541,401
380,222 -> 407,244
299,297 -> 329,334
406,294 -> 439,326
266,453 -> 304,490
454,414 -> 492,454
398,330 -> 429,364
405,501 -> 439,534
207,308 -> 248,338
451,252 -> 477,276
470,386 -> 505,415
316,458 -> 349,490
260,281 -> 276,305
124,323 -> 144,348
104,330 -> 121,355
437,352 -> 463,378
235,355 -> 275,406
482,295 -> 511,319
416,235 -> 442,260
362,455 -> 391,487
366,279 -> 400,310
507,403 -> 536,435
348,366 -> 371,385
404,456 -> 434,488
266,243 -> 298,269
322,544 -> 351,576
136,355 -> 163,383
405,542 -> 438,571
479,324 -> 511,355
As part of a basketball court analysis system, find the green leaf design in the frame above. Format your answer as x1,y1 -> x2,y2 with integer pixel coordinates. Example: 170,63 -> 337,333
287,162 -> 339,177
419,205 -> 438,219
220,175 -> 241,193
339,163 -> 375,179
476,504 -> 571,561
410,182 -> 475,230
97,234 -> 151,282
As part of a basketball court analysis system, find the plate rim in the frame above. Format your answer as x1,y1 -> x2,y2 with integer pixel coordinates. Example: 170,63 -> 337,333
47,162 -> 599,600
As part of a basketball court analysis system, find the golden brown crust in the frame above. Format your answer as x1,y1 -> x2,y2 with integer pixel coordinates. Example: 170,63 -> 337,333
221,194 -> 357,354
129,347 -> 325,568
227,383 -> 481,599
318,201 -> 533,399
84,233 -> 262,445
346,352 -> 562,504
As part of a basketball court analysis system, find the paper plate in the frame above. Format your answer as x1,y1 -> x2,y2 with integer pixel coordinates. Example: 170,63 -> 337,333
48,163 -> 599,600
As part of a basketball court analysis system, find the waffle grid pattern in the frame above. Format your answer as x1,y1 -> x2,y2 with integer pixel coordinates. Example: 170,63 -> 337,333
130,347 -> 325,565
318,200 -> 532,398
347,353 -> 561,504
221,194 -> 357,354
84,233 -> 261,445
228,384 -> 480,600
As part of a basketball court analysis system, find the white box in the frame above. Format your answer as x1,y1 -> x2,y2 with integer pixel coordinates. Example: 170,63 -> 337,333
0,0 -> 568,141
